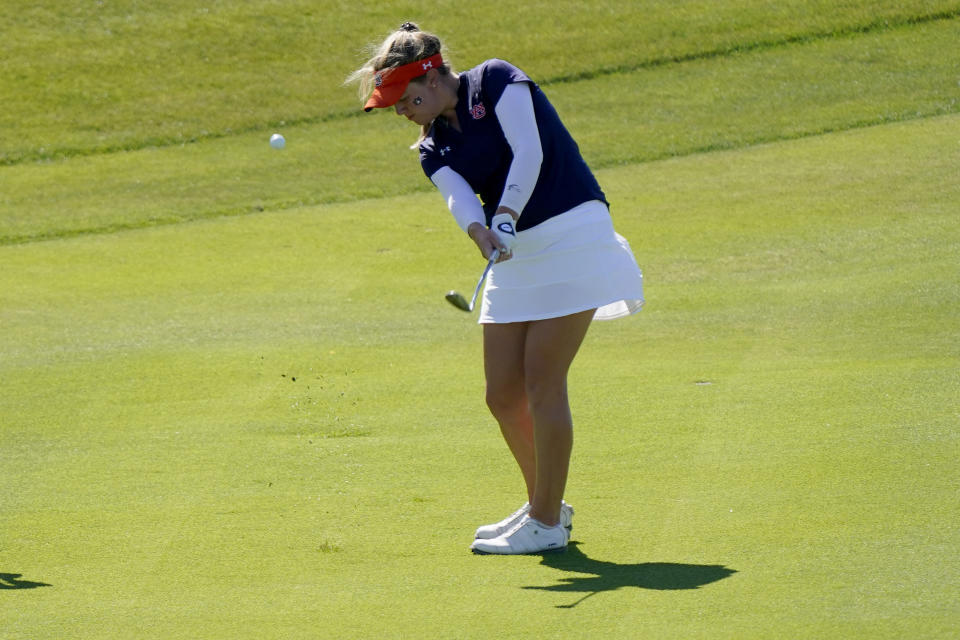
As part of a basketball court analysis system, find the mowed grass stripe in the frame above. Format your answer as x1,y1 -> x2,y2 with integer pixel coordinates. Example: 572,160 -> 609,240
3,18 -> 958,245
542,5 -> 960,84
2,1 -> 959,165
553,17 -> 960,168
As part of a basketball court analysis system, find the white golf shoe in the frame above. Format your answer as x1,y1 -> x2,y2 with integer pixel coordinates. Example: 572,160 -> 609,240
471,515 -> 569,555
474,501 -> 574,540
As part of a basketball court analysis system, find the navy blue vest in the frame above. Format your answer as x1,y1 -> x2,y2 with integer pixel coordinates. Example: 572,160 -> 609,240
420,59 -> 607,231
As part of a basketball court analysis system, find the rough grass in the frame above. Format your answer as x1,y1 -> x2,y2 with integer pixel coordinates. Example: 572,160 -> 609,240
3,0 -> 959,164
3,17 -> 959,244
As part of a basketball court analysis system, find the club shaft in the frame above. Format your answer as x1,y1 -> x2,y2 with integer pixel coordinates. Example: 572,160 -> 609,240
469,249 -> 500,310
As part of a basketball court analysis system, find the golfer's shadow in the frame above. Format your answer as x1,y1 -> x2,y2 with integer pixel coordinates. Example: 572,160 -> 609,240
526,542 -> 736,608
0,573 -> 51,590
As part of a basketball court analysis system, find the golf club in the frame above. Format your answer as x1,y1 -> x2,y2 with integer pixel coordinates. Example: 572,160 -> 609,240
445,249 -> 500,312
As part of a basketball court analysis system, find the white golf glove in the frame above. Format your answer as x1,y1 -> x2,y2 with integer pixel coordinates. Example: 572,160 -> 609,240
491,213 -> 517,254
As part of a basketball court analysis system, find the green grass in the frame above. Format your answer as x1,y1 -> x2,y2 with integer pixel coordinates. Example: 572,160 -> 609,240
3,0 -> 959,164
3,16 -> 958,245
3,1 -> 959,638
4,115 -> 958,638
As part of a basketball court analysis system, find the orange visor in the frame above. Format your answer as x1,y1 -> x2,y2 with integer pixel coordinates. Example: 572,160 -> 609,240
363,54 -> 443,112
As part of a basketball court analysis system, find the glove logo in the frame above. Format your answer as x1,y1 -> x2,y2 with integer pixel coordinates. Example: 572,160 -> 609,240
497,221 -> 516,236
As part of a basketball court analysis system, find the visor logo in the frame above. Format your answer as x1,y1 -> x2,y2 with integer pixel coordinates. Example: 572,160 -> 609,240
374,74 -> 383,87
422,60 -> 433,70
470,103 -> 486,120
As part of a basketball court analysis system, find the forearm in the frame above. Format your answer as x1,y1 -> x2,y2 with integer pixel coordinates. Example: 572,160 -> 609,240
430,167 -> 504,260
430,166 -> 485,232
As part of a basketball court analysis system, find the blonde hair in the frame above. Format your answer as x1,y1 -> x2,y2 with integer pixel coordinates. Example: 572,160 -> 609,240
346,22 -> 450,99
346,22 -> 452,145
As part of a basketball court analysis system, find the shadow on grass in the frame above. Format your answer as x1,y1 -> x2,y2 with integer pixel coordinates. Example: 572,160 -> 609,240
525,542 -> 736,608
0,573 -> 52,590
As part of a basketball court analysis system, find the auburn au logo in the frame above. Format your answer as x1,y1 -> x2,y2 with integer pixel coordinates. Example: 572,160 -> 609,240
470,103 -> 486,120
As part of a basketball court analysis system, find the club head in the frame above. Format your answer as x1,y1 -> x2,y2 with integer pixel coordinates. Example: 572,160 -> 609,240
445,291 -> 472,312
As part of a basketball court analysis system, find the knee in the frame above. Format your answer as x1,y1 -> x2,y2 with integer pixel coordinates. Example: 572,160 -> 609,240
524,375 -> 568,415
485,380 -> 526,421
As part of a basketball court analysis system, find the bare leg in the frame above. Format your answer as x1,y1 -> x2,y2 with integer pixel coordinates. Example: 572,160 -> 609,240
523,309 -> 595,526
483,322 -> 536,502
482,310 -> 595,525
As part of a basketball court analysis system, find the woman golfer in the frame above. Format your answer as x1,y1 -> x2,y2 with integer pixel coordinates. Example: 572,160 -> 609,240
349,23 -> 644,554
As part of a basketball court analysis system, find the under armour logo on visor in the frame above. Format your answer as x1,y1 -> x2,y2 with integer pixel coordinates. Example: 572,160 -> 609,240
422,61 -> 433,70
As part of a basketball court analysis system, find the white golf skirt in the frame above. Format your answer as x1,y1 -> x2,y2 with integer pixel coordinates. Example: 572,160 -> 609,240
479,200 -> 645,324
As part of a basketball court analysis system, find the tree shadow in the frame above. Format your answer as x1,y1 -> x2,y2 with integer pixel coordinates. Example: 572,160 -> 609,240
0,573 -> 52,590
525,542 -> 736,608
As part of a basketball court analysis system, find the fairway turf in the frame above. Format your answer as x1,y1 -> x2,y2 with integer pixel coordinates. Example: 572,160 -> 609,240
4,115 -> 958,638
3,3 -> 960,638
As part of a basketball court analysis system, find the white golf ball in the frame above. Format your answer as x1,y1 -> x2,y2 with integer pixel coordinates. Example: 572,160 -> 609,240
270,133 -> 286,149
